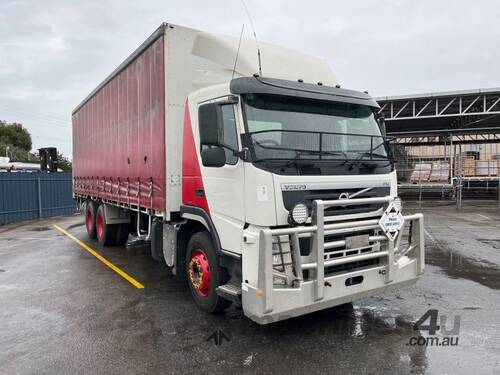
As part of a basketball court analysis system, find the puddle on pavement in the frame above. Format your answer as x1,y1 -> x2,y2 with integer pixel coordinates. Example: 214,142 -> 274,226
426,242 -> 500,290
217,303 -> 428,373
66,223 -> 85,230
30,226 -> 51,232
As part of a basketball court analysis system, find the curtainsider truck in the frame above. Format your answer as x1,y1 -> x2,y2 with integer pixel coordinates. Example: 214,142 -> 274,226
72,23 -> 424,324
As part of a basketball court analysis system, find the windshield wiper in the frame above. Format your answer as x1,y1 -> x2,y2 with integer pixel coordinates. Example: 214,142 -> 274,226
355,151 -> 390,160
251,141 -> 350,164
348,139 -> 390,166
347,151 -> 390,170
284,149 -> 348,169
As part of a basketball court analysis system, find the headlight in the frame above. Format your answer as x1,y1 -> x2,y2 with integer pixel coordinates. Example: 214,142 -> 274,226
288,203 -> 309,225
393,197 -> 403,211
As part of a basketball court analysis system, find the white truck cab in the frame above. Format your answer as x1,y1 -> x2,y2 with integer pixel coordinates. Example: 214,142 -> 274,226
184,76 -> 424,324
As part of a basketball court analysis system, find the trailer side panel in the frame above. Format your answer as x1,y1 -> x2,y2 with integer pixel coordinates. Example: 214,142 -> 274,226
72,35 -> 166,212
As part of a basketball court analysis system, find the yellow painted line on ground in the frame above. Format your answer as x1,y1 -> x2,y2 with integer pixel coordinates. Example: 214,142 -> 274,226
53,224 -> 144,289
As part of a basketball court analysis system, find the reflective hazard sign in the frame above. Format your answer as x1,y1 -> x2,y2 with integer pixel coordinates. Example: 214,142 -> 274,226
379,202 -> 404,241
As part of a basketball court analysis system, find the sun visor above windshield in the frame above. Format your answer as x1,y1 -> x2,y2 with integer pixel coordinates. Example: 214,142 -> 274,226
230,77 -> 380,108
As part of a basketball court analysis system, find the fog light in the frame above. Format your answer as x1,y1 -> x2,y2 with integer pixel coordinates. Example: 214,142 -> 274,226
289,203 -> 309,225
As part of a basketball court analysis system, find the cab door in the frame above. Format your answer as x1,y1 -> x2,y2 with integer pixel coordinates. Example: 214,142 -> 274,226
198,98 -> 245,255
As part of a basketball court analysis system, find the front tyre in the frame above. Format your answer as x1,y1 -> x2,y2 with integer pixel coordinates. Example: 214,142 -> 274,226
186,232 -> 231,313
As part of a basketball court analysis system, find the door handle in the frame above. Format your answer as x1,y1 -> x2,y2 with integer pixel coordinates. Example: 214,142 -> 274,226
195,188 -> 205,197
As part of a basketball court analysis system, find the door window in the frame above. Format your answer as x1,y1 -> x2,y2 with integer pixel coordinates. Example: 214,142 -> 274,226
220,105 -> 238,165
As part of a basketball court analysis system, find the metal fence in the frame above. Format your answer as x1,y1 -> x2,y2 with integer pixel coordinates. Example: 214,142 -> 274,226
391,140 -> 500,207
0,172 -> 76,224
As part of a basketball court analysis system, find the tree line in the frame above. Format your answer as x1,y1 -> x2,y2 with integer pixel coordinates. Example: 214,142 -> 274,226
0,120 -> 72,171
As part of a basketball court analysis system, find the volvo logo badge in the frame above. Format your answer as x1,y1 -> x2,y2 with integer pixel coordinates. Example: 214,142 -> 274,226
338,192 -> 350,200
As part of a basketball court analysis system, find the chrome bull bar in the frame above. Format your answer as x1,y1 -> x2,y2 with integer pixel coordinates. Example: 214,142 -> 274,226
258,196 -> 425,313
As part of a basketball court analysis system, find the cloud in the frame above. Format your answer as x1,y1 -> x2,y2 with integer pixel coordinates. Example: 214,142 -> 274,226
0,0 -> 499,157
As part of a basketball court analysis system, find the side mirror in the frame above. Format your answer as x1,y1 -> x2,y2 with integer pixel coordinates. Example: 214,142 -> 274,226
199,103 -> 222,146
201,147 -> 226,167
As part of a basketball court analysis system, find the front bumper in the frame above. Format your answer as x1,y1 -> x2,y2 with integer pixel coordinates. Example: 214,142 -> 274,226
242,196 -> 425,324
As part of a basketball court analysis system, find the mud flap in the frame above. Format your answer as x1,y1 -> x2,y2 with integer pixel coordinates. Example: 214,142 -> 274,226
150,218 -> 164,262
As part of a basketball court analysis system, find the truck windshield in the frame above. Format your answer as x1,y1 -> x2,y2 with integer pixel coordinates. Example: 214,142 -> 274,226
243,94 -> 388,162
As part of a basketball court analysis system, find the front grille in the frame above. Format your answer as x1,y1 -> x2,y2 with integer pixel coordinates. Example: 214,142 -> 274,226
296,225 -> 383,281
299,226 -> 378,256
324,258 -> 380,275
270,189 -> 392,286
282,186 -> 390,217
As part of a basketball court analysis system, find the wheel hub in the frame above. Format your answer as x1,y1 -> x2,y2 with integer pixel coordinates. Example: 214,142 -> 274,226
86,210 -> 93,231
188,249 -> 211,297
97,213 -> 104,239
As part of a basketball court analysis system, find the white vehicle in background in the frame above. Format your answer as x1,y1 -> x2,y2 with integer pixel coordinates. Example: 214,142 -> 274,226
0,157 -> 41,172
72,23 -> 425,324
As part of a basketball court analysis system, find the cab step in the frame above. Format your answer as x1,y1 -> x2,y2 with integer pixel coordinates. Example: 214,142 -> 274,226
216,284 -> 242,304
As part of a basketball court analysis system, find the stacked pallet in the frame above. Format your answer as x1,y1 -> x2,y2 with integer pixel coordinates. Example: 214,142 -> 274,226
461,157 -> 476,177
410,164 -> 432,183
474,160 -> 498,176
430,163 -> 450,182
410,162 -> 450,183
455,155 -> 498,177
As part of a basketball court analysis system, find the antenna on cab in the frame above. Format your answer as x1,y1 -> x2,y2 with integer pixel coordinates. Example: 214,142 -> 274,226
232,24 -> 245,80
241,0 -> 262,76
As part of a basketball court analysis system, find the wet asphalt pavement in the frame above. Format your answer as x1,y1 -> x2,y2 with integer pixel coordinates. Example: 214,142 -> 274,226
1,202 -> 500,374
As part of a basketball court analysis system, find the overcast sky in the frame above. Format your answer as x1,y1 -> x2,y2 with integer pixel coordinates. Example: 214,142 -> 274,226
1,0 -> 500,158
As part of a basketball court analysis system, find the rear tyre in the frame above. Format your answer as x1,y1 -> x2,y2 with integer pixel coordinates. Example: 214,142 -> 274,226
85,201 -> 97,239
186,231 -> 231,313
96,205 -> 116,246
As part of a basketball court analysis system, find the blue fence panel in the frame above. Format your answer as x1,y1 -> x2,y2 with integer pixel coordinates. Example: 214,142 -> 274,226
0,172 -> 76,224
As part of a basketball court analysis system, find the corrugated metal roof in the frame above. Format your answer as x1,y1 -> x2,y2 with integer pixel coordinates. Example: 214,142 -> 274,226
376,87 -> 500,102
